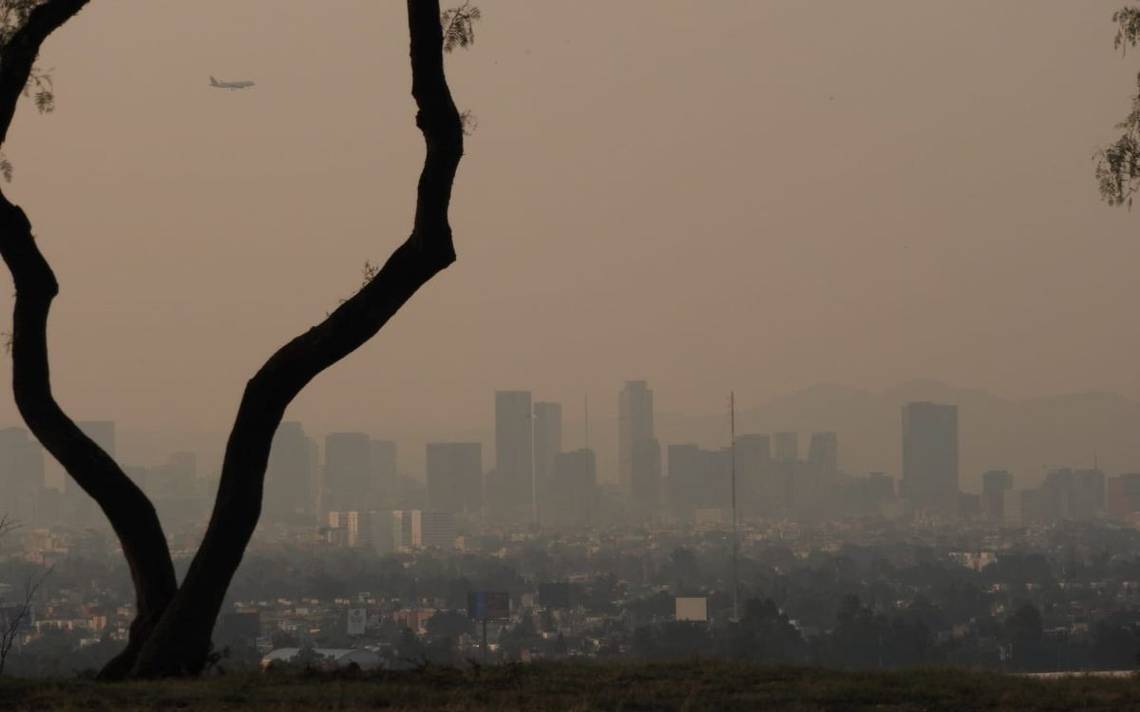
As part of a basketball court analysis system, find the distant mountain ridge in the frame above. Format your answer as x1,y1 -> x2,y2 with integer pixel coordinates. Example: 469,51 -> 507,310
654,381 -> 1140,492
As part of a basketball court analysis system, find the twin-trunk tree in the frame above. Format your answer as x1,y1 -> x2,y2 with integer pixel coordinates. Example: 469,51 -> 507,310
0,0 -> 468,678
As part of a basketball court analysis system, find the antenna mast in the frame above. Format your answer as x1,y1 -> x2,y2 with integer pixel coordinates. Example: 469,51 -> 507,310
585,394 -> 590,450
730,391 -> 739,622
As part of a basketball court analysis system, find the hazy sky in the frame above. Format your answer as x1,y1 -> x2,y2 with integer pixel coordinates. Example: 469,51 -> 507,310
2,1 -> 1138,475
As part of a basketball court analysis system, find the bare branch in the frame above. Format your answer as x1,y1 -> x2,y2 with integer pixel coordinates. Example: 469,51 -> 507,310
0,0 -> 179,680
0,563 -> 50,676
131,0 -> 467,676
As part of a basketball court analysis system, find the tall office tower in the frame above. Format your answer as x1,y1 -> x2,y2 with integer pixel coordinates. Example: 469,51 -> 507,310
323,432 -> 372,516
551,448 -> 597,526
0,427 -> 44,525
631,437 -> 662,519
370,440 -> 397,509
667,443 -> 703,522
62,420 -> 116,526
735,434 -> 772,516
265,421 -> 314,523
666,444 -> 730,522
426,442 -> 482,515
982,470 -> 1013,522
1024,468 -> 1103,523
619,380 -> 659,518
772,432 -> 798,463
901,402 -> 959,515
494,390 -> 533,522
306,436 -> 320,515
419,511 -> 457,549
807,432 -> 838,475
1108,473 -> 1140,521
532,401 -> 562,524
1073,468 -> 1106,520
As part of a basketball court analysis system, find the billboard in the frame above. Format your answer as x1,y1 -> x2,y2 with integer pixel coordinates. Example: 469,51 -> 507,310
347,608 -> 367,636
675,596 -> 708,622
467,591 -> 510,621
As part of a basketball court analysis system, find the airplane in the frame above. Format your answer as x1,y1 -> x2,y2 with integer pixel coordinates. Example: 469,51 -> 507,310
209,75 -> 255,90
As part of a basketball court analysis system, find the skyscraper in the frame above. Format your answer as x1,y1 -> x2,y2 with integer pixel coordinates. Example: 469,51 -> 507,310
494,390 -> 533,522
982,470 -> 1013,522
807,432 -> 838,475
734,434 -> 772,516
619,380 -> 659,518
901,402 -> 959,515
532,401 -> 562,524
551,448 -> 598,527
265,421 -> 315,523
323,432 -> 371,516
0,427 -> 44,525
426,442 -> 482,515
772,432 -> 798,463
370,439 -> 397,509
666,443 -> 730,522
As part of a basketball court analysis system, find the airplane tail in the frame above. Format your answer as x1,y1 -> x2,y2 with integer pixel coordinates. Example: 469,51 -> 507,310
209,75 -> 219,86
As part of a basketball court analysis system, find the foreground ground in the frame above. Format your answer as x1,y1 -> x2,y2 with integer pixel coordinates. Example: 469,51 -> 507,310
3,661 -> 1140,711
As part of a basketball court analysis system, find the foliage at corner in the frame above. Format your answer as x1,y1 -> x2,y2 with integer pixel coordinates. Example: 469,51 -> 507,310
442,1 -> 481,53
0,0 -> 61,183
1096,7 -> 1140,207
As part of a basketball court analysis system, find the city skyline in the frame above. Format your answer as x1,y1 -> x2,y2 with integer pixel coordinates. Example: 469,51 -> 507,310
0,2 -> 1137,462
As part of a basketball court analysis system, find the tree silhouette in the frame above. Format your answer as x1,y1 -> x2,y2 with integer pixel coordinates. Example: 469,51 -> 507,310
1096,7 -> 1140,206
0,0 -> 471,678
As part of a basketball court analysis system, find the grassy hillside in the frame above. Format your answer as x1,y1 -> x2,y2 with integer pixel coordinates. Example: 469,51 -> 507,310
2,662 -> 1140,711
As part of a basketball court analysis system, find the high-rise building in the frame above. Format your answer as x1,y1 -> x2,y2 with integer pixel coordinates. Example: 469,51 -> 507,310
735,434 -> 773,516
323,432 -> 371,516
982,470 -> 1013,522
807,432 -> 838,475
494,390 -> 533,522
1108,473 -> 1140,522
532,402 -> 562,524
426,442 -> 482,515
667,444 -> 702,522
419,511 -> 457,549
667,444 -> 730,522
1022,468 -> 1103,523
0,427 -> 44,525
901,402 -> 959,515
370,440 -> 397,509
265,422 -> 315,523
367,510 -> 455,553
772,432 -> 798,463
551,448 -> 597,526
619,380 -> 658,518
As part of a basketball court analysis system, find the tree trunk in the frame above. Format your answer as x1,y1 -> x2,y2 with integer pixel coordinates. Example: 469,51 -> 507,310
129,0 -> 465,676
0,0 -> 179,681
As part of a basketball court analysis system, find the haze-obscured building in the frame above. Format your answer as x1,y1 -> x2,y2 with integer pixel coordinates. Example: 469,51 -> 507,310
532,401 -> 562,525
370,439 -> 397,509
619,380 -> 659,519
982,470 -> 1013,522
900,402 -> 958,516
494,390 -> 533,523
0,427 -> 44,526
550,448 -> 597,527
323,432 -> 371,517
426,442 -> 482,516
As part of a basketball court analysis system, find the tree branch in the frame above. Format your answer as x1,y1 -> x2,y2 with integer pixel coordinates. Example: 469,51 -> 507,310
0,0 -> 178,680
131,0 -> 465,676
0,0 -> 88,147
